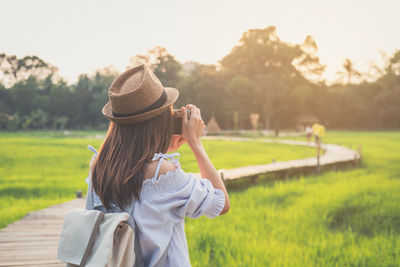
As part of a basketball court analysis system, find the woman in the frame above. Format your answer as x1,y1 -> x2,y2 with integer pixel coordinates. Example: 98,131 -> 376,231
85,64 -> 230,267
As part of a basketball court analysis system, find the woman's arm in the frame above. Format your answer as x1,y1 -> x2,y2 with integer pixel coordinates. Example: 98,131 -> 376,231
181,105 -> 230,215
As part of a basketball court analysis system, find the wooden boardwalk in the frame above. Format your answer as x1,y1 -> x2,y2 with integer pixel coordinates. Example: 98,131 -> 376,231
0,139 -> 360,266
0,198 -> 85,266
209,138 -> 360,180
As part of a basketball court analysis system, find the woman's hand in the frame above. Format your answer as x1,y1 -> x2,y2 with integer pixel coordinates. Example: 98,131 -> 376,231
181,104 -> 230,215
167,134 -> 186,152
181,104 -> 205,148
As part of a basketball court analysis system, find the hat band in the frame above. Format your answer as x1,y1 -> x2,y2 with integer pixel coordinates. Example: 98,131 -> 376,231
112,90 -> 167,118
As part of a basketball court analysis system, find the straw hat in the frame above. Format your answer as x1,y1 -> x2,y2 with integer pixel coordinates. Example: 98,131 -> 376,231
102,64 -> 179,124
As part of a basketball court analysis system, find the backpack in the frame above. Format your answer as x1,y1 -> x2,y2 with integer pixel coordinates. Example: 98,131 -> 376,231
57,145 -> 170,267
57,207 -> 140,267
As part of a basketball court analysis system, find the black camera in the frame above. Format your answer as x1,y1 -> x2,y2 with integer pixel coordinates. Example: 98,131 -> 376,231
172,109 -> 191,134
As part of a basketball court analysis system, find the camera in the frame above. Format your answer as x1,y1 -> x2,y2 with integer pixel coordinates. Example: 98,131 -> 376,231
172,108 -> 191,134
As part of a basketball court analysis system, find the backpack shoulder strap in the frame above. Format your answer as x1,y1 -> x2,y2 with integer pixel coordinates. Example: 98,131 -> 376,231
80,212 -> 105,266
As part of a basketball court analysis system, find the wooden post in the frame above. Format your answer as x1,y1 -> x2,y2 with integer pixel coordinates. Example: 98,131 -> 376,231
233,111 -> 239,132
316,141 -> 321,174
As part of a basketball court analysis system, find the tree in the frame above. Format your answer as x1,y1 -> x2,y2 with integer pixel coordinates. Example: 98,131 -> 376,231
0,53 -> 57,88
55,116 -> 69,130
129,46 -> 183,87
220,26 -> 323,129
27,109 -> 49,129
369,50 -> 400,128
292,35 -> 326,84
0,84 -> 11,113
387,50 -> 400,75
335,58 -> 362,84
177,64 -> 228,127
9,77 -> 41,115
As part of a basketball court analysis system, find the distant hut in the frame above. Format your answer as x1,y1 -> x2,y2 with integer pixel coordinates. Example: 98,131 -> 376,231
295,114 -> 319,132
249,113 -> 260,130
205,116 -> 221,134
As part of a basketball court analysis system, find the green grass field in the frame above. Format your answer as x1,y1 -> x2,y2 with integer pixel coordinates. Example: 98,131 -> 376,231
0,130 -> 315,229
186,131 -> 400,266
1,130 -> 399,266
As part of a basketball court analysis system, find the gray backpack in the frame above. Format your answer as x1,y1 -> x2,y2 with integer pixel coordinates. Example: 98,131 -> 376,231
57,207 -> 142,267
57,145 -> 170,267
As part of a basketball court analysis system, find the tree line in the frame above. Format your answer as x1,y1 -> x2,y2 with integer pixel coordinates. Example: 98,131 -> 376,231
1,26 -> 399,131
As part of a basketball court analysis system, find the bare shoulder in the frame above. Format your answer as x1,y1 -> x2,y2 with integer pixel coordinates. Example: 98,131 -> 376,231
143,159 -> 177,180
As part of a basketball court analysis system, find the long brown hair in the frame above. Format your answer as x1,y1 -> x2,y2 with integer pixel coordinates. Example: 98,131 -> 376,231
91,106 -> 173,210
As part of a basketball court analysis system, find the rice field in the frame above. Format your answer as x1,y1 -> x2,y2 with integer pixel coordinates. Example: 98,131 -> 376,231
185,131 -> 400,266
2,130 -> 399,266
0,130 -> 315,229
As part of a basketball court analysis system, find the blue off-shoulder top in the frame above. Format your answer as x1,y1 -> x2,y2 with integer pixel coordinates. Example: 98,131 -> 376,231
85,145 -> 226,267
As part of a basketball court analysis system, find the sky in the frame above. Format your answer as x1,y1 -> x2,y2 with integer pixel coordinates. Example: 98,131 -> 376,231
1,0 -> 399,84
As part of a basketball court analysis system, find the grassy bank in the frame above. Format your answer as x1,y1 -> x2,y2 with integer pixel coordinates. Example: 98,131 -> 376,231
0,130 -> 314,229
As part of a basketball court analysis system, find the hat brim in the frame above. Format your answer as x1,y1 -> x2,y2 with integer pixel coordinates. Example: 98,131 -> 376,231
102,87 -> 179,125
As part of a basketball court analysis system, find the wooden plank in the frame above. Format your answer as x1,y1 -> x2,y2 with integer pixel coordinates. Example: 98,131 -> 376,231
0,225 -> 62,232
0,199 -> 86,265
0,260 -> 63,267
0,252 -> 59,261
0,243 -> 59,250
0,239 -> 58,244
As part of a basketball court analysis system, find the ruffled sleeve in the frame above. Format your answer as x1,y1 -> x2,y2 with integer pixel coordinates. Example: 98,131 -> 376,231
141,168 -> 226,219
180,173 -> 226,219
